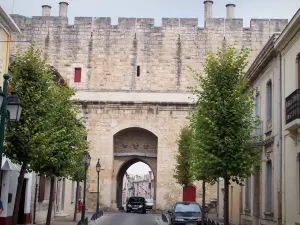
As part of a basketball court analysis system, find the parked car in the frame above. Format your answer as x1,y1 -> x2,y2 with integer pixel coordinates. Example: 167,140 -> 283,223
126,196 -> 147,214
145,199 -> 154,210
166,202 -> 207,225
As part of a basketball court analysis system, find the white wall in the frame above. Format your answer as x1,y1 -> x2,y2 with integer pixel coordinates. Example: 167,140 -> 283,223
282,30 -> 300,225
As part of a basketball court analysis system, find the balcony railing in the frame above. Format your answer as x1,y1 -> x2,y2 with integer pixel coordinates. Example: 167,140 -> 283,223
286,89 -> 300,124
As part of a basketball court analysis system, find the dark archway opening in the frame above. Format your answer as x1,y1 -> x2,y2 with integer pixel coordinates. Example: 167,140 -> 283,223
116,159 -> 155,210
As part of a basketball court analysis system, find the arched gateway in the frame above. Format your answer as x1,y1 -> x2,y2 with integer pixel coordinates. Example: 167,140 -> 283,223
113,127 -> 157,209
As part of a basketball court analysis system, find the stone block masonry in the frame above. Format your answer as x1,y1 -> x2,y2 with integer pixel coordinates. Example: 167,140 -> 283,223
8,1 -> 289,211
10,9 -> 287,93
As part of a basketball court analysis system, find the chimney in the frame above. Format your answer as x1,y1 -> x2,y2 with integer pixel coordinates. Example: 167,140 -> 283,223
226,4 -> 236,19
42,5 -> 51,16
59,2 -> 69,17
204,0 -> 213,20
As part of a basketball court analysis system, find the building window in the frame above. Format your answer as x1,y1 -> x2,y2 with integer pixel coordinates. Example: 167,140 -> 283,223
74,68 -> 82,82
266,161 -> 273,211
298,154 -> 300,214
245,176 -> 251,210
297,54 -> 300,89
266,81 -> 272,121
255,93 -> 260,118
148,183 -> 151,189
71,181 -> 75,203
137,65 -> 140,77
38,176 -> 46,202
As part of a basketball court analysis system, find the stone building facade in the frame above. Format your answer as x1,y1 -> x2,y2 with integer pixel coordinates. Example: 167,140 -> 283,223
30,173 -> 78,224
275,9 -> 300,225
8,1 -> 288,211
239,33 -> 282,225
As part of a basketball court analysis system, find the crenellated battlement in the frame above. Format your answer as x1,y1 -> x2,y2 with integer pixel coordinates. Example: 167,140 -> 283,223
9,1 -> 288,93
11,14 -> 287,32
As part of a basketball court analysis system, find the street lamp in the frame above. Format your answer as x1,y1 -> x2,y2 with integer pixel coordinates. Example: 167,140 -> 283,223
95,159 -> 101,218
0,73 -> 22,173
78,150 -> 91,225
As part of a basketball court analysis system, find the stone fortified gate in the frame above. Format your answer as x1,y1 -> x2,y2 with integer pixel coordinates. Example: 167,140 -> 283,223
9,0 -> 288,210
77,92 -> 195,210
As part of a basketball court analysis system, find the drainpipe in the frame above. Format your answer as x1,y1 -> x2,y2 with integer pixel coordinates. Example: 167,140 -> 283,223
279,53 -> 283,225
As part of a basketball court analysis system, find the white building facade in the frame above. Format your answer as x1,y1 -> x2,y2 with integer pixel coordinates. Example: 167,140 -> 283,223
1,156 -> 32,225
274,9 -> 300,225
241,33 -> 282,225
31,173 -> 78,224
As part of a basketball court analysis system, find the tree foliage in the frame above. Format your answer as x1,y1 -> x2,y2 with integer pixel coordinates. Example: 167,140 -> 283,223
6,45 -> 88,225
173,125 -> 194,186
6,45 -> 55,166
190,44 -> 260,183
31,70 -> 87,178
189,44 -> 261,225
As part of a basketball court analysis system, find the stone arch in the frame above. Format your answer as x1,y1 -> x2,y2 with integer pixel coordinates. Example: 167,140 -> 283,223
110,121 -> 164,140
115,157 -> 157,209
112,127 -> 158,209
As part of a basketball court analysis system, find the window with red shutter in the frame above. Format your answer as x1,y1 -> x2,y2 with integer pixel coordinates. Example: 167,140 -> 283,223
38,176 -> 46,202
74,68 -> 82,83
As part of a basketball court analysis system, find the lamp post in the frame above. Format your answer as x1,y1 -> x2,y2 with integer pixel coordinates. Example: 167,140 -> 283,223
0,73 -> 22,172
79,150 -> 91,225
96,158 -> 101,218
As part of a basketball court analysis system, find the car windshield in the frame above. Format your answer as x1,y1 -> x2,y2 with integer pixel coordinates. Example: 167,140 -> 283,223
145,199 -> 153,203
175,203 -> 201,213
129,197 -> 145,203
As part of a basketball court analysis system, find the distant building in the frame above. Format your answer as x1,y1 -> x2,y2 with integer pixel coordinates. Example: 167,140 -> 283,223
132,171 -> 154,199
122,171 -> 154,207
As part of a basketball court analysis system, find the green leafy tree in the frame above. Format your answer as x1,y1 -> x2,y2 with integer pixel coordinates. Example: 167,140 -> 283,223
190,44 -> 260,225
173,126 -> 194,189
68,155 -> 85,221
6,45 -> 58,225
190,132 -> 219,225
31,70 -> 87,225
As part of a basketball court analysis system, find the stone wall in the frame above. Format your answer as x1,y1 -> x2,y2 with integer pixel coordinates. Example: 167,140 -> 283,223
7,2 -> 289,211
9,14 -> 287,92
81,101 -> 193,210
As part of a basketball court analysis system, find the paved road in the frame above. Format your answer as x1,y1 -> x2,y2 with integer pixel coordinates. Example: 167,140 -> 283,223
94,212 -> 166,225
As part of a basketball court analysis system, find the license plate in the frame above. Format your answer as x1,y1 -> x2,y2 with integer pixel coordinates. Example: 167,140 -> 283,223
187,223 -> 197,225
132,208 -> 138,210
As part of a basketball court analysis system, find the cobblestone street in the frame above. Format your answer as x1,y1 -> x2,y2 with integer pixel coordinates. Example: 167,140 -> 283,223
93,212 -> 165,225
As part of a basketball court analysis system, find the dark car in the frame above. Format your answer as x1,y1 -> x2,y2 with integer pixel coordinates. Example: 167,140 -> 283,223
126,197 -> 146,214
166,202 -> 207,225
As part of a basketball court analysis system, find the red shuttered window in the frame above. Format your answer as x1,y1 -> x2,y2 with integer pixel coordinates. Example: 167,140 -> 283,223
74,68 -> 82,82
38,176 -> 46,202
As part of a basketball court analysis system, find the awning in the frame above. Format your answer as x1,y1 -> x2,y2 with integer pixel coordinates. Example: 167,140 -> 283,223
1,157 -> 21,171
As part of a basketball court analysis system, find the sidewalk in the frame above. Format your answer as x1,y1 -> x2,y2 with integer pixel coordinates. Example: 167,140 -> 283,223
208,214 -> 224,225
37,211 -> 95,225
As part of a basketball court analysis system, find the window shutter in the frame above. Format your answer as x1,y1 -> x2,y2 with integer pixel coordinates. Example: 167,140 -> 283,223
74,68 -> 82,82
38,176 -> 46,202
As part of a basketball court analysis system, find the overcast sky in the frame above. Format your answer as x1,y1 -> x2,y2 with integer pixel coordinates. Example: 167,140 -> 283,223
1,0 -> 299,26
1,0 -> 299,176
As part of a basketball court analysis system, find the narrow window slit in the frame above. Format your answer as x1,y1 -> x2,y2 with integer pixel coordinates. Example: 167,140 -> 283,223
137,66 -> 140,77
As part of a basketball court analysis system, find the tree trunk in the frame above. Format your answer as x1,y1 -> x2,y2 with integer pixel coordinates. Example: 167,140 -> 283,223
33,176 -> 38,224
202,180 -> 206,225
11,163 -> 27,225
46,177 -> 55,225
223,177 -> 230,225
73,181 -> 79,221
